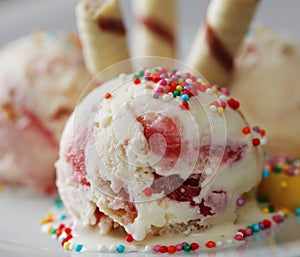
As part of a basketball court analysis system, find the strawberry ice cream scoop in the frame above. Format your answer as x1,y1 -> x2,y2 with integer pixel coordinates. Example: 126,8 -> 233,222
56,65 -> 265,241
0,30 -> 92,192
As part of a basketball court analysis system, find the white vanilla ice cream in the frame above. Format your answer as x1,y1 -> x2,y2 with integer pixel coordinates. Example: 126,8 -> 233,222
56,66 -> 265,241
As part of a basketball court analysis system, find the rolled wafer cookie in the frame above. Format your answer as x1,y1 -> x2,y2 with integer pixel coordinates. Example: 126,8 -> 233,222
76,0 -> 130,75
131,0 -> 177,58
186,0 -> 259,86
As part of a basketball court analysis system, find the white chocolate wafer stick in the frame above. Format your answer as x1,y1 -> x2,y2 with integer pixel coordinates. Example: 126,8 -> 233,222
131,0 -> 177,58
76,0 -> 130,75
186,0 -> 260,86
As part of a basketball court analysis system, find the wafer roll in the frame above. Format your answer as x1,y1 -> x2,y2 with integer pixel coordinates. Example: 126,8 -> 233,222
131,0 -> 177,58
186,0 -> 259,86
76,0 -> 130,75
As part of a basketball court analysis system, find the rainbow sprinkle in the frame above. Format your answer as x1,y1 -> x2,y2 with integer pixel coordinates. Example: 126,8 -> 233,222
234,214 -> 284,242
262,155 -> 299,177
129,67 -> 237,112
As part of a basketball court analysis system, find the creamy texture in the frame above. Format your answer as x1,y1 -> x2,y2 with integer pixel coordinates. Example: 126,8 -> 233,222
41,193 -> 285,253
230,28 -> 300,156
0,31 -> 92,191
56,68 -> 264,241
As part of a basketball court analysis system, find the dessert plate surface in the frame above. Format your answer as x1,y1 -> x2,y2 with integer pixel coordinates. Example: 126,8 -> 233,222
0,189 -> 300,257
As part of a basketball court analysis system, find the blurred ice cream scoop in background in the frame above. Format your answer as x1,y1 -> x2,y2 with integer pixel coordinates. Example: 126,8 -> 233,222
230,28 -> 300,156
0,31 -> 93,192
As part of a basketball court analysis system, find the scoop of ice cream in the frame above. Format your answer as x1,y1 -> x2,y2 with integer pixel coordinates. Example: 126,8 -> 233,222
230,28 -> 300,156
0,30 -> 92,192
56,64 -> 264,241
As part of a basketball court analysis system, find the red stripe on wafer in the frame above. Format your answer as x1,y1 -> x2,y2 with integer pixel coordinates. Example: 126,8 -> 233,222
139,17 -> 175,47
204,17 -> 233,72
97,17 -> 126,35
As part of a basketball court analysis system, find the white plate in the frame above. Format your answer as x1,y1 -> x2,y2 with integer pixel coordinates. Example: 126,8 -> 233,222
1,189 -> 300,257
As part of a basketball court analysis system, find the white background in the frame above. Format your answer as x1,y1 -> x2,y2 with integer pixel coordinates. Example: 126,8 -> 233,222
0,0 -> 299,59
